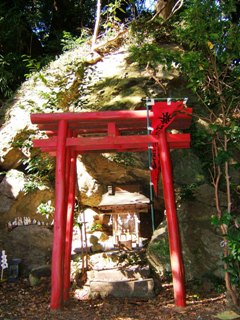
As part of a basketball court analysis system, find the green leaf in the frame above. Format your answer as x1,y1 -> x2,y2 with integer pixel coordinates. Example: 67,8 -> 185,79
215,150 -> 232,165
211,215 -> 220,226
118,7 -> 125,13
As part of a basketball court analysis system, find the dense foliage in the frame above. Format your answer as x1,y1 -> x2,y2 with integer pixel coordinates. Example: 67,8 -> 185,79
131,0 -> 240,305
0,0 -> 150,102
0,0 -> 93,100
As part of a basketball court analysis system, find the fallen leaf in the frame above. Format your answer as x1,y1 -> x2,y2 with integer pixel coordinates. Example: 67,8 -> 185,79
215,311 -> 240,320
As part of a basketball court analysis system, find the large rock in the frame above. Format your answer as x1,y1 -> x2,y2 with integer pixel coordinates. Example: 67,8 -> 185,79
179,184 -> 226,279
0,169 -> 54,228
0,107 -> 31,170
146,149 -> 226,280
3,188 -> 54,227
82,49 -> 162,110
147,184 -> 226,281
81,154 -> 150,186
171,149 -> 206,185
1,225 -> 52,274
77,154 -> 150,207
0,170 -> 26,216
77,158 -> 103,206
0,39 -> 234,290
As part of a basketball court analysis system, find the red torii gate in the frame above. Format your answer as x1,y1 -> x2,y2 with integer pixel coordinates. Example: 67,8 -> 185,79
31,99 -> 192,310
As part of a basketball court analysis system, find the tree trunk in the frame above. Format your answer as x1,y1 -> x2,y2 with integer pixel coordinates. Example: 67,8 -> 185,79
212,136 -> 239,307
154,0 -> 183,20
92,0 -> 101,50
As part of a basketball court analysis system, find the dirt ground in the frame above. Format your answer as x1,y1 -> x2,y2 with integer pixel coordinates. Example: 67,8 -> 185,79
0,277 -> 231,320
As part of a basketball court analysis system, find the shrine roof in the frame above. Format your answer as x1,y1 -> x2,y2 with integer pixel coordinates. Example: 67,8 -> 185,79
98,189 -> 150,208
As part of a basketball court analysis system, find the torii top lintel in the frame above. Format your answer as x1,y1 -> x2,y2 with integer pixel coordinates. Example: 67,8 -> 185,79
31,100 -> 192,154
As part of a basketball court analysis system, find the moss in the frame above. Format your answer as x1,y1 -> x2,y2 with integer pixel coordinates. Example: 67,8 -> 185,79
148,238 -> 170,267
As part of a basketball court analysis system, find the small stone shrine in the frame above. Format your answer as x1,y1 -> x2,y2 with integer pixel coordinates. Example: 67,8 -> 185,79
98,186 -> 149,249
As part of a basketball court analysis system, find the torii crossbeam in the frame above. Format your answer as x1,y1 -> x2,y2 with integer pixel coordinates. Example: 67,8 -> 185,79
31,100 -> 192,310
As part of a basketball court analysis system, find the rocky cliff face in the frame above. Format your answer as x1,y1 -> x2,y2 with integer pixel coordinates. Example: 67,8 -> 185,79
0,44 -> 156,271
147,149 -> 226,282
0,37 -> 226,282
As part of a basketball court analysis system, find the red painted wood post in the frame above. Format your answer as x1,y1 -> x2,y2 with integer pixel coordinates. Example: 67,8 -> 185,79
50,120 -> 68,310
65,131 -> 72,194
158,130 -> 186,307
62,131 -> 71,301
64,150 -> 77,301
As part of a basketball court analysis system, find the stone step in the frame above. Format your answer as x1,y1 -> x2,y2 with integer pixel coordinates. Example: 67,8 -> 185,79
90,278 -> 155,299
87,265 -> 150,282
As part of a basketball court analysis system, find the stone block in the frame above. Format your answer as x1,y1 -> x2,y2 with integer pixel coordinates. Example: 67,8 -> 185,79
88,265 -> 150,282
90,278 -> 154,299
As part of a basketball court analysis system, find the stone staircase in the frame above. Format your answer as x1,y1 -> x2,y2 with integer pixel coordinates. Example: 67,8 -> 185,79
75,250 -> 155,300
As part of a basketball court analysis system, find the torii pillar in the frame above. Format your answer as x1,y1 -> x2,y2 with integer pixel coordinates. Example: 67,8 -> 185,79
159,130 -> 185,306
50,121 -> 77,309
150,101 -> 187,307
